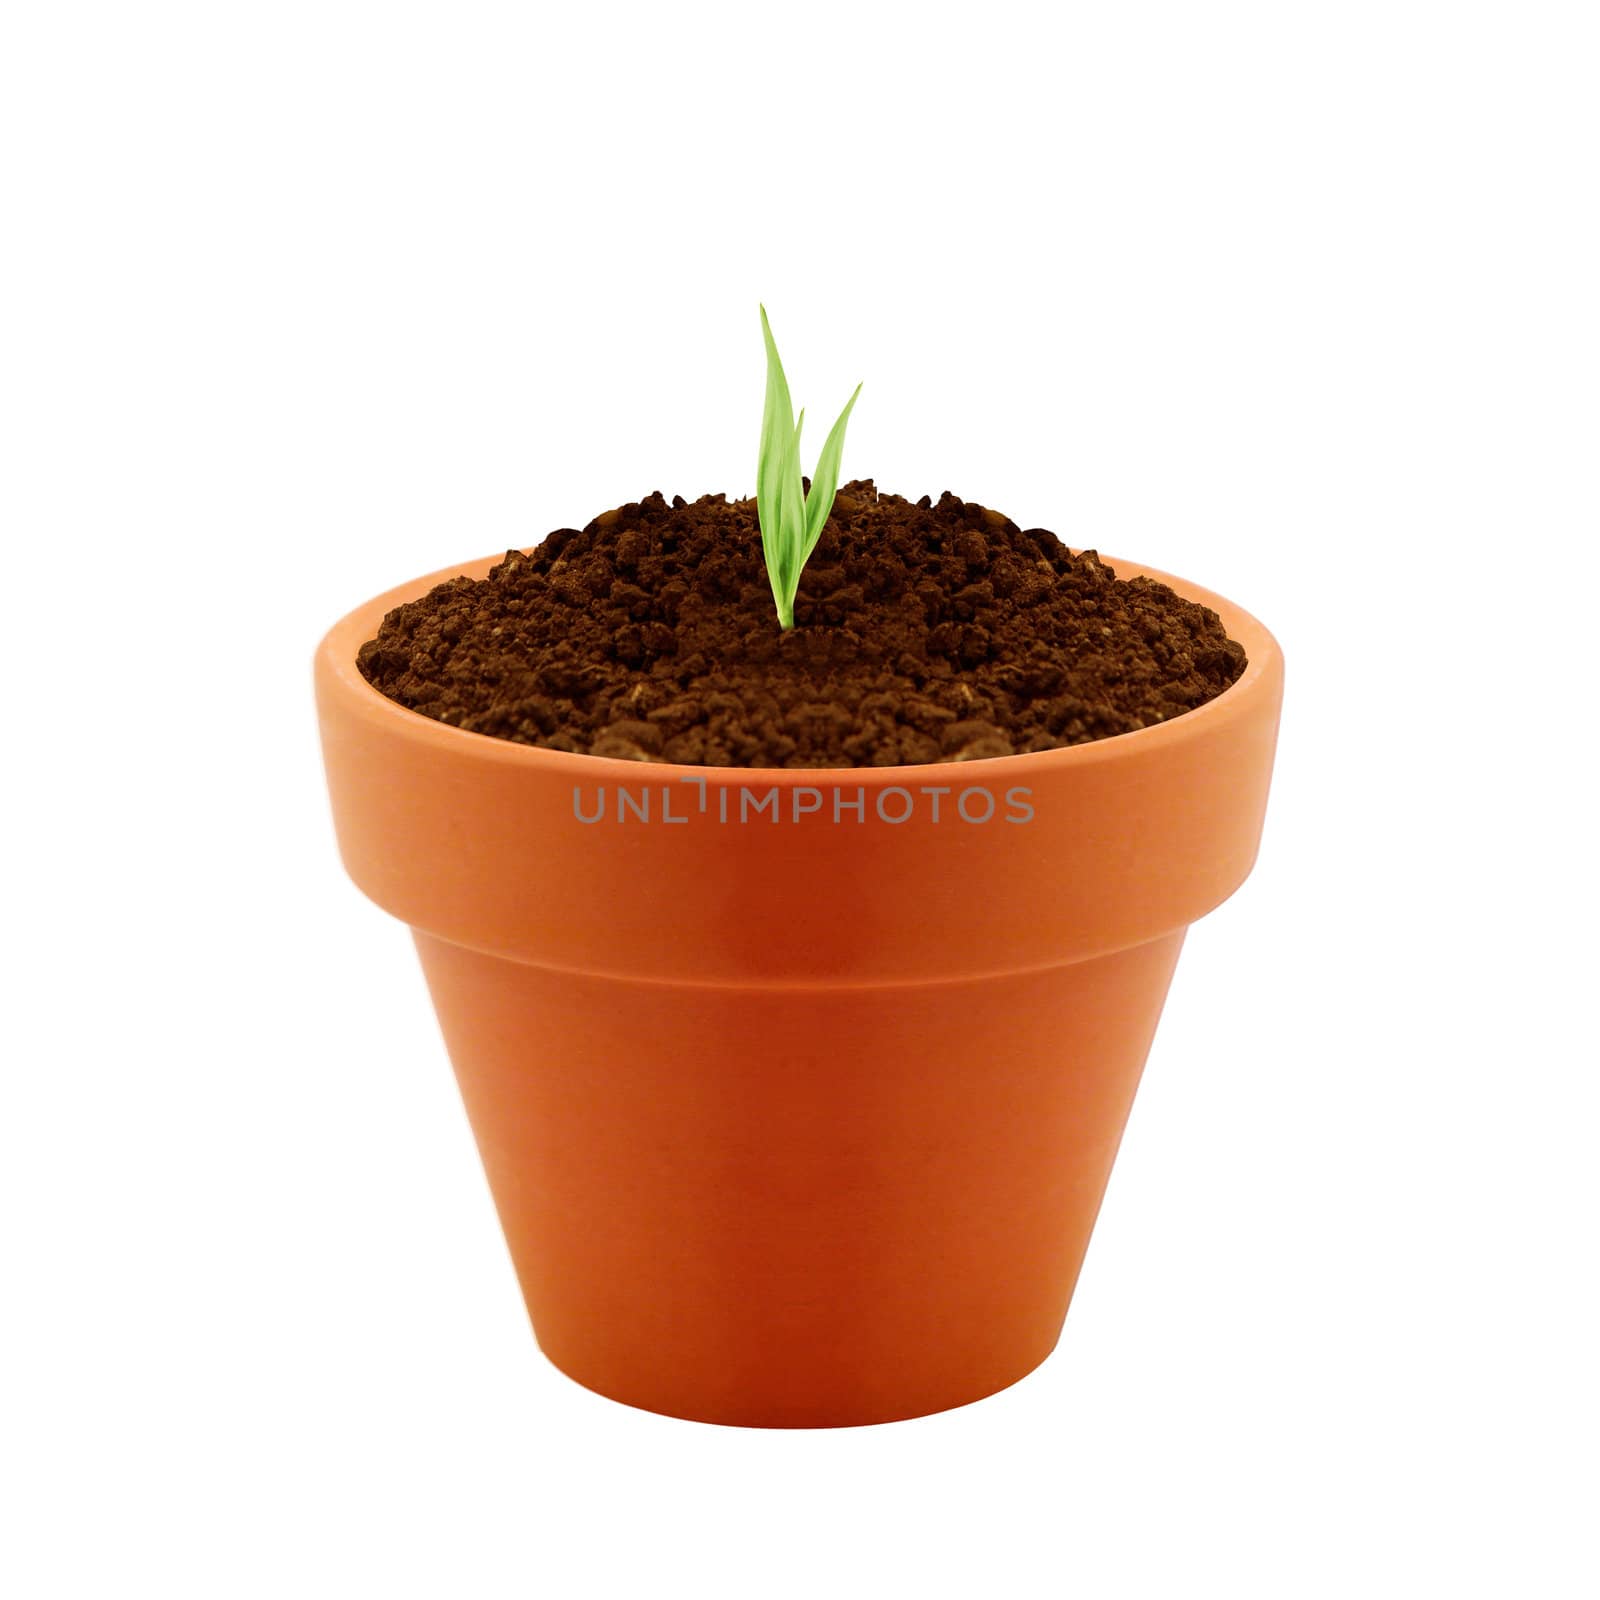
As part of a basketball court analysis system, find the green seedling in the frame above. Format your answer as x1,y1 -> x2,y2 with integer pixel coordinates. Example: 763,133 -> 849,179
756,306 -> 862,629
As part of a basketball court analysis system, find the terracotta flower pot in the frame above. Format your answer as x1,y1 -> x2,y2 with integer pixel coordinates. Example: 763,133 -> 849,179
315,553 -> 1282,1428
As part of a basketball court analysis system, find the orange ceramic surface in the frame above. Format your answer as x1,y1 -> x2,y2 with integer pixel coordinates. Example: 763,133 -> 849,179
315,554 -> 1283,1426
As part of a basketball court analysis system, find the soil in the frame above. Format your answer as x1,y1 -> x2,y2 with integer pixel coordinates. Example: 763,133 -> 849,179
356,482 -> 1247,767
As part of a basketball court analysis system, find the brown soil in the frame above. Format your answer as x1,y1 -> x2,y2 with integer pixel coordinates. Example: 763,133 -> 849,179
356,482 -> 1247,767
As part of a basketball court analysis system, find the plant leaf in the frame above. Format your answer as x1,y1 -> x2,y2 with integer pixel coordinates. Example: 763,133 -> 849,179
756,306 -> 795,611
778,408 -> 806,623
801,381 -> 862,564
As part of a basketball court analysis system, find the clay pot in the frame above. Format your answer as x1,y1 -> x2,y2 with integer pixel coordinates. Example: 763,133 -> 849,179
315,554 -> 1282,1427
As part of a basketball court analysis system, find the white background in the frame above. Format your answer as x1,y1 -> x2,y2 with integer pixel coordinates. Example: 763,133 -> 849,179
3,3 -> 1596,1595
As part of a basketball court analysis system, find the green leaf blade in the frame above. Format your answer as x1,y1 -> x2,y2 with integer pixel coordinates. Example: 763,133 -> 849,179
801,381 -> 862,563
756,305 -> 796,617
777,409 -> 807,625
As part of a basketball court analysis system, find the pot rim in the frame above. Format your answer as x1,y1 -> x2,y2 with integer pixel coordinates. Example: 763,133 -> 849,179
316,549 -> 1282,787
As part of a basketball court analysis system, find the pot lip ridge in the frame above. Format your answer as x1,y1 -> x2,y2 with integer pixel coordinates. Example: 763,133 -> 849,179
315,549 -> 1283,785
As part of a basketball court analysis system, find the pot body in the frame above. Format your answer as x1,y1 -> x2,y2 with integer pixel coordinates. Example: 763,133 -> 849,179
315,554 -> 1282,1426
